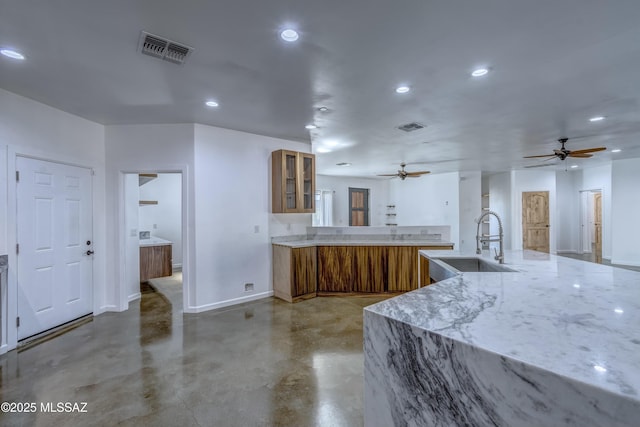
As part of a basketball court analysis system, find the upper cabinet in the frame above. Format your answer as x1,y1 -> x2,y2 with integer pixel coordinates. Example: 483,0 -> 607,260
272,149 -> 315,213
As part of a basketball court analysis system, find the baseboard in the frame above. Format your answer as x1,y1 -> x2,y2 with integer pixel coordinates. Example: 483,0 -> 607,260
610,259 -> 640,267
184,291 -> 274,314
128,292 -> 141,302
172,263 -> 182,272
556,250 -> 578,254
100,304 -> 120,312
0,344 -> 8,355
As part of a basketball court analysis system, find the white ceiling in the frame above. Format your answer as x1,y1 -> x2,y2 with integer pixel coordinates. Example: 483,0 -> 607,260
2,0 -> 640,177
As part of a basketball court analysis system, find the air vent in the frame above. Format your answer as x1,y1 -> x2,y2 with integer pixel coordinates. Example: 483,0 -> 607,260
397,122 -> 426,132
138,31 -> 193,65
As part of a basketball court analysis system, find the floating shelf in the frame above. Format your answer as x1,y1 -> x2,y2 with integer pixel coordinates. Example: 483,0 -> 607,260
139,200 -> 158,206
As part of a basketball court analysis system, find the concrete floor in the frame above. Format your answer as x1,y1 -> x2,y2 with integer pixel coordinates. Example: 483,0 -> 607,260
0,279 -> 389,427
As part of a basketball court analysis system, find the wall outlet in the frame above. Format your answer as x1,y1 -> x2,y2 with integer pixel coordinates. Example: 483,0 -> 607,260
286,223 -> 291,231
254,225 -> 260,233
130,229 -> 137,237
153,224 -> 158,229
244,283 -> 254,292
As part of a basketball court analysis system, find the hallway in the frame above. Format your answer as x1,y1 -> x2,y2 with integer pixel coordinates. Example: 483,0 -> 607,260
0,291 -> 387,426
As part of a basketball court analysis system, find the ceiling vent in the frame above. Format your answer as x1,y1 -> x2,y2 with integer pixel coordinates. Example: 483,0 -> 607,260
397,122 -> 426,132
138,31 -> 193,65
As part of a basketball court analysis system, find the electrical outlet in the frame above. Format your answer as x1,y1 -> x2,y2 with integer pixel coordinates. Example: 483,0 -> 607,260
153,224 -> 158,229
254,225 -> 260,233
244,283 -> 254,292
130,229 -> 137,237
286,223 -> 291,231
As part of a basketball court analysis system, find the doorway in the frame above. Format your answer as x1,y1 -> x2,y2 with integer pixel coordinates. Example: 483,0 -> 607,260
123,172 -> 184,310
349,188 -> 369,226
16,157 -> 93,340
579,189 -> 603,263
522,191 -> 550,253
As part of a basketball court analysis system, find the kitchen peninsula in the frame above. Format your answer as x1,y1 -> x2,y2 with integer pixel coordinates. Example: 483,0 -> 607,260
364,250 -> 640,426
272,226 -> 454,302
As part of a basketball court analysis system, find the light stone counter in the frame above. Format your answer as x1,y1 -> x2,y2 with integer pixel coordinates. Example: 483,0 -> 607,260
272,239 -> 454,248
139,237 -> 172,247
364,250 -> 640,426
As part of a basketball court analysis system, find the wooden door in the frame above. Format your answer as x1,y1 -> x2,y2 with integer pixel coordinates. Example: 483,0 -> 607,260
594,192 -> 602,263
17,157 -> 93,339
522,191 -> 550,253
349,188 -> 369,226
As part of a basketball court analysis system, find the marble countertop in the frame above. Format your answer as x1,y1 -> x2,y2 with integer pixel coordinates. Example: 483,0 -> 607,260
272,239 -> 454,248
139,237 -> 172,247
366,249 -> 640,402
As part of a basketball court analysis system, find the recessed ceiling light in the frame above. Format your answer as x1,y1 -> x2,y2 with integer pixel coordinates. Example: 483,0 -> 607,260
316,147 -> 331,153
0,48 -> 25,60
471,68 -> 489,77
589,116 -> 605,122
280,29 -> 299,42
570,165 -> 579,169
614,308 -> 624,314
317,107 -> 329,112
336,162 -> 352,166
611,149 -> 621,153
593,365 -> 607,373
573,284 -> 581,289
395,85 -> 410,94
205,100 -> 219,107
305,124 -> 317,130
325,140 -> 339,147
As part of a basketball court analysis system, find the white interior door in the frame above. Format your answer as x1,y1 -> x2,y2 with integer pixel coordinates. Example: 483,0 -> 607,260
17,157 -> 93,340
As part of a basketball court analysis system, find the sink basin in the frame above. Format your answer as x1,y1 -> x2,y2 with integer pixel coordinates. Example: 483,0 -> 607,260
429,257 -> 517,282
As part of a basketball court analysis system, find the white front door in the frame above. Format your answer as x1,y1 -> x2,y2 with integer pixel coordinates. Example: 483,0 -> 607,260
17,157 -> 93,340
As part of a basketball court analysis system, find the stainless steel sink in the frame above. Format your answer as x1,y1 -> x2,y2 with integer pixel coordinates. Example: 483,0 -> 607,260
429,257 -> 517,282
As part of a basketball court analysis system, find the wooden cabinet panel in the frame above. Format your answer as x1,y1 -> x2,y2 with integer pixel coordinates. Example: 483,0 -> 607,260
387,247 -> 416,291
140,245 -> 172,282
352,246 -> 386,293
317,246 -> 354,292
272,150 -> 315,213
292,247 -> 317,297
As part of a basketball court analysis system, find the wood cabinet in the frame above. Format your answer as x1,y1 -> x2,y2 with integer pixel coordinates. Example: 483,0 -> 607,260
272,150 -> 315,213
352,246 -> 387,293
140,245 -> 172,282
317,246 -> 354,292
273,245 -> 317,302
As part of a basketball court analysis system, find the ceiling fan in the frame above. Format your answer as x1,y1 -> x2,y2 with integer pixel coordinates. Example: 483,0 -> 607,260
524,138 -> 606,165
377,163 -> 430,180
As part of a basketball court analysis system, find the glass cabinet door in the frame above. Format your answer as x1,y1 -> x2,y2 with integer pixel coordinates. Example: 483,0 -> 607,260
285,152 -> 298,210
300,153 -> 315,212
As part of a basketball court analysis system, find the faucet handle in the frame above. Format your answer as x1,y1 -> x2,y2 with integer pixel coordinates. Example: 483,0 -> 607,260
494,248 -> 499,259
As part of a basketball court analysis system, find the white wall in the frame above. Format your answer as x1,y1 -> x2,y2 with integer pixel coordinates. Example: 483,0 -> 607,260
511,170 -> 557,253
555,171 -> 580,253
611,158 -> 640,266
315,175 -> 390,226
0,88 -> 106,351
193,124 -> 311,312
458,171 -> 482,253
138,173 -> 183,269
489,172 -> 512,250
124,174 -> 140,301
390,172 -> 460,246
105,124 -> 195,311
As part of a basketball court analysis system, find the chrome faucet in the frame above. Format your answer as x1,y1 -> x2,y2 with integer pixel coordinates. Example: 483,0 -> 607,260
476,210 -> 505,264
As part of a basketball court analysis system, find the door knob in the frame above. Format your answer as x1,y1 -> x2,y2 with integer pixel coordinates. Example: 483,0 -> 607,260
86,250 -> 94,256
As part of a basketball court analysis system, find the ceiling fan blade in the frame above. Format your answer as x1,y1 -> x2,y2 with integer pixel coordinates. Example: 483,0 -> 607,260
405,171 -> 430,176
568,153 -> 592,158
569,147 -> 606,155
377,174 -> 399,177
523,154 -> 556,159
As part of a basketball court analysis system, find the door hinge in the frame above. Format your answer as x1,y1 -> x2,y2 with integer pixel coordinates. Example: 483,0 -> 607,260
16,170 -> 20,182
16,317 -> 20,327
16,243 -> 19,255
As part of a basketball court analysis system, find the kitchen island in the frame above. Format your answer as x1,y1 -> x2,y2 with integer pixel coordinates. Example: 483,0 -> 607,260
364,250 -> 640,426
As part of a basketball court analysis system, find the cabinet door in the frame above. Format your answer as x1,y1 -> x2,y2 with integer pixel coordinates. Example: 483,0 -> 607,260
299,153 -> 315,213
272,150 -> 299,213
317,246 -> 353,292
387,247 -> 418,291
353,246 -> 386,293
292,247 -> 317,297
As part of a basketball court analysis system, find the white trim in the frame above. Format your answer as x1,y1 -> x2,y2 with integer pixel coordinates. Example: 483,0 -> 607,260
128,292 -> 141,302
556,250 -> 578,254
172,263 -> 182,271
183,291 -> 274,314
0,344 -> 8,355
610,259 -> 640,268
99,305 -> 121,312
